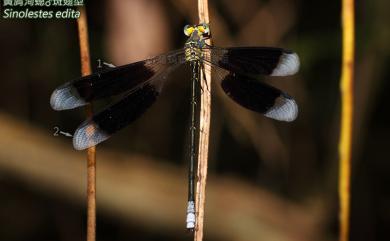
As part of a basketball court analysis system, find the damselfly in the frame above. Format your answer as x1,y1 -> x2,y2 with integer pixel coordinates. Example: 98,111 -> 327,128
50,23 -> 299,230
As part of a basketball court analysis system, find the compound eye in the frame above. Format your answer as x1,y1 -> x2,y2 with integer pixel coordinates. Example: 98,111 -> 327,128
201,23 -> 210,34
197,23 -> 210,38
184,25 -> 195,36
197,23 -> 207,34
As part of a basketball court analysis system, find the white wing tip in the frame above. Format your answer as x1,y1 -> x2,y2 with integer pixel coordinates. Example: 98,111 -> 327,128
73,121 -> 110,150
271,52 -> 300,76
265,96 -> 298,122
50,86 -> 86,111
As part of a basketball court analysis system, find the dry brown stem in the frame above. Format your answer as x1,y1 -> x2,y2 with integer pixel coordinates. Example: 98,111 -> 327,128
77,7 -> 96,241
194,1 -> 212,241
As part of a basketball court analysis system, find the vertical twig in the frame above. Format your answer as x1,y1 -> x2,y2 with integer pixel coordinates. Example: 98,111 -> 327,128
338,0 -> 354,241
195,1 -> 211,241
77,7 -> 96,241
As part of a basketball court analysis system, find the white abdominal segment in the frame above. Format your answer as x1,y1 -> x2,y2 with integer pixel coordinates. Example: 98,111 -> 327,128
186,201 -> 196,229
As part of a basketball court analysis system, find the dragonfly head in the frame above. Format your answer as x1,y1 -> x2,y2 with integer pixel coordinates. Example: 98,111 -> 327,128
184,23 -> 211,40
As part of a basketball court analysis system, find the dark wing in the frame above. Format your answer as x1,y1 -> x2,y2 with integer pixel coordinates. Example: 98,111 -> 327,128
202,46 -> 300,76
51,49 -> 185,150
72,61 -> 180,150
50,49 -> 185,110
219,71 -> 298,121
200,46 -> 299,121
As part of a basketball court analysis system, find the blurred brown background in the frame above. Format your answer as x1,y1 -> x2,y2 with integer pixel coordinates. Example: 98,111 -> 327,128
0,0 -> 389,240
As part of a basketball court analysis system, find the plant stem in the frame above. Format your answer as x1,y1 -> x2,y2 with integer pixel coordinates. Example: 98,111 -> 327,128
77,7 -> 96,241
339,0 -> 354,241
194,1 -> 211,241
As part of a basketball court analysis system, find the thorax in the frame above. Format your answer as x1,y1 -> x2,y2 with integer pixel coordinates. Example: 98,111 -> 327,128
184,35 -> 205,62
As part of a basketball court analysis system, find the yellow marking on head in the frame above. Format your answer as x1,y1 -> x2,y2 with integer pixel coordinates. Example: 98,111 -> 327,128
184,23 -> 210,37
197,23 -> 210,35
184,25 -> 195,36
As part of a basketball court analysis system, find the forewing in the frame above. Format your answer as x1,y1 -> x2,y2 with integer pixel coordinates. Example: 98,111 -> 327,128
50,49 -> 185,110
202,46 -> 299,77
